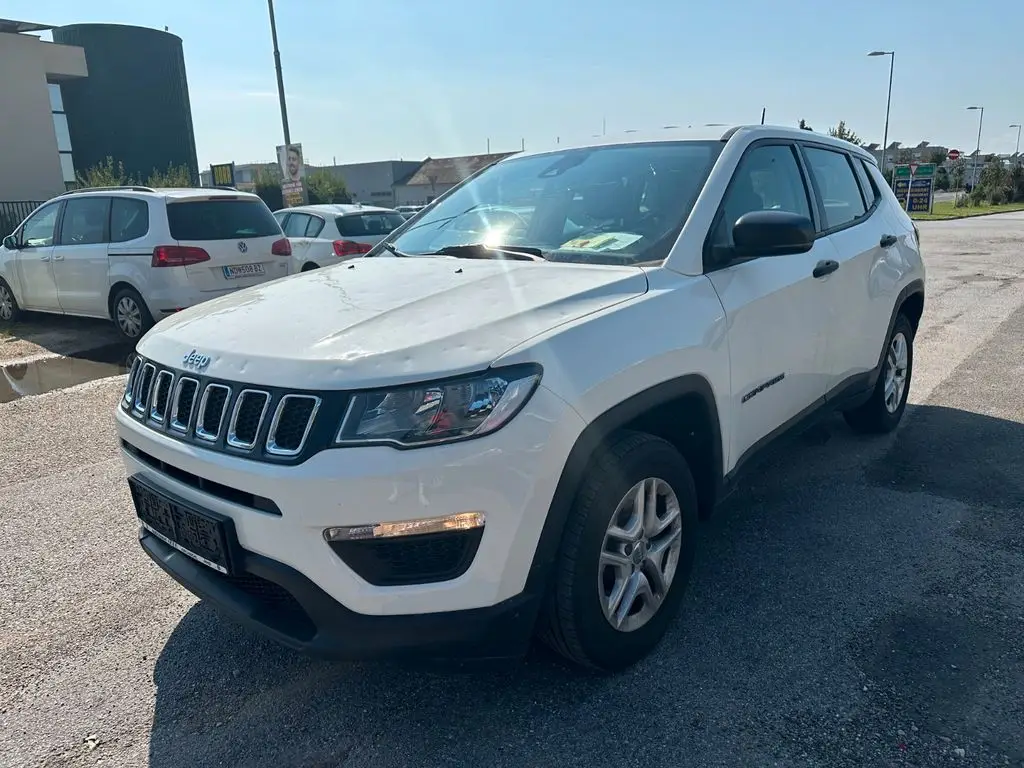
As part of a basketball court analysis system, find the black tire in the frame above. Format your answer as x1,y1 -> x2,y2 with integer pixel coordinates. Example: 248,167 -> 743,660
111,286 -> 154,341
539,430 -> 699,672
843,313 -> 914,434
301,262 -> 319,272
0,278 -> 21,323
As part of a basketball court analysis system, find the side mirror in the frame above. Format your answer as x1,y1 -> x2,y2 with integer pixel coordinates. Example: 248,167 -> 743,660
732,210 -> 815,258
2,235 -> 17,251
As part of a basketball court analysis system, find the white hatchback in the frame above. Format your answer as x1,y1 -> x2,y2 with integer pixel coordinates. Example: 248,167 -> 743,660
0,186 -> 292,340
273,204 -> 406,272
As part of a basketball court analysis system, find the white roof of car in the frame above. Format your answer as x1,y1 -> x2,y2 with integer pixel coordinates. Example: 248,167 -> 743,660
57,186 -> 259,201
287,203 -> 399,217
508,124 -> 877,164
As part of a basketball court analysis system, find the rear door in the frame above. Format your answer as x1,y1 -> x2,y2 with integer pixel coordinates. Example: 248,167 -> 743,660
281,211 -> 316,265
52,195 -> 111,316
165,195 -> 289,294
798,144 -> 892,389
14,201 -> 62,311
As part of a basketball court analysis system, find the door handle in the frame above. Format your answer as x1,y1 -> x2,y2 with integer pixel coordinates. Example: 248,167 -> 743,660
40,254 -> 51,262
879,234 -> 898,248
812,259 -> 839,279
52,252 -> 64,261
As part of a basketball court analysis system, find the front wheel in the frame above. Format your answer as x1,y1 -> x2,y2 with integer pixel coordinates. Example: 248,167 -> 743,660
112,287 -> 154,341
539,431 -> 699,672
0,278 -> 21,323
843,313 -> 914,434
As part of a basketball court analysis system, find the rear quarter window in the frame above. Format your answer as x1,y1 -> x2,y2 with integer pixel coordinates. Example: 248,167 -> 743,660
167,199 -> 281,241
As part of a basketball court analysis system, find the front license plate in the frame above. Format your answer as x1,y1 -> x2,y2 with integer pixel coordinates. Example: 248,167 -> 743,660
222,263 -> 266,279
129,476 -> 235,574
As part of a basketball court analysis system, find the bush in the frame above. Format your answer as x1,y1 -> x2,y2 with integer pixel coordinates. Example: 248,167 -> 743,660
969,186 -> 986,206
954,192 -> 970,208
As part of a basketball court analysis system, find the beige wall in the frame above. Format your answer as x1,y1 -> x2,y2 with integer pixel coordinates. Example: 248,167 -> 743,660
0,33 -> 87,202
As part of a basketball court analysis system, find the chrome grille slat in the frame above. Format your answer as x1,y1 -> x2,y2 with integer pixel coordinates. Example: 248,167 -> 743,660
148,371 -> 174,423
195,383 -> 232,442
226,390 -> 271,450
132,363 -> 156,417
266,395 -> 321,457
123,357 -> 142,406
170,377 -> 200,433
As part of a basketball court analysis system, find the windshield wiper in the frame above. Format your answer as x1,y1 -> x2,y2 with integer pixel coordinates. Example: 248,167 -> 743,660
430,243 -> 547,261
375,241 -> 413,258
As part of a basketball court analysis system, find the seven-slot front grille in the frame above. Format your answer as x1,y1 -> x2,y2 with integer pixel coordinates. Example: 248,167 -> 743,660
122,355 -> 334,464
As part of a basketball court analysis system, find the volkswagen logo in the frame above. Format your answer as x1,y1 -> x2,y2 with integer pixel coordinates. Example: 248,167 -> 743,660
237,241 -> 248,253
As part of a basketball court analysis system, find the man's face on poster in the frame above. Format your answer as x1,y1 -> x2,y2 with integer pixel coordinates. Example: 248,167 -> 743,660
287,148 -> 301,178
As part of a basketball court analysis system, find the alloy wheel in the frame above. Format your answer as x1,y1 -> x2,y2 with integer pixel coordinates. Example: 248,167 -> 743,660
884,331 -> 909,413
598,477 -> 684,633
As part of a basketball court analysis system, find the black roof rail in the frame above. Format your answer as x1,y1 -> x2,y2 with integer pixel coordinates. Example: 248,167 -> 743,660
59,185 -> 156,196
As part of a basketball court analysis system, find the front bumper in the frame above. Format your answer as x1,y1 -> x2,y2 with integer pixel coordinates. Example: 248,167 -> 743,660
116,382 -> 585,630
140,527 -> 540,660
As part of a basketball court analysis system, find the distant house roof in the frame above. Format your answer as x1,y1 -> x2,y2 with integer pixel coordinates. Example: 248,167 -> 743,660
400,152 -> 518,188
863,143 -> 880,151
0,17 -> 55,34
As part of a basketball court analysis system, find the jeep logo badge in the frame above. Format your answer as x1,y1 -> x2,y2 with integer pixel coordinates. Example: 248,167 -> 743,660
182,349 -> 211,371
237,241 -> 248,253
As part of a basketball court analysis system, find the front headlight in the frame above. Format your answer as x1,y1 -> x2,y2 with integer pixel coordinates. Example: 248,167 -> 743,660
335,364 -> 542,448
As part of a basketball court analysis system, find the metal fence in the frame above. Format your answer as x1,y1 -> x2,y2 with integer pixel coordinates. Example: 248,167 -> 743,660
0,201 -> 44,237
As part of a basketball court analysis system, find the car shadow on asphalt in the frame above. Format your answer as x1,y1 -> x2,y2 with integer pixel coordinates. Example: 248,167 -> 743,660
147,404 -> 1023,768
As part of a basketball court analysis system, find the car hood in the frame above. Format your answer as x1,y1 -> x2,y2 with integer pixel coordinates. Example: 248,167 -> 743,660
138,256 -> 648,389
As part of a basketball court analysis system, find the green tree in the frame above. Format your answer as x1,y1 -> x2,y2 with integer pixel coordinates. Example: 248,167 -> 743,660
252,166 -> 284,211
76,156 -> 132,188
305,170 -> 350,204
146,163 -> 194,187
948,157 -> 966,191
827,121 -> 862,146
798,119 -> 813,131
928,149 -> 948,166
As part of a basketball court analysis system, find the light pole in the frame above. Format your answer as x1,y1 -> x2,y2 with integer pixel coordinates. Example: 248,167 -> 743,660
868,51 -> 895,176
1011,124 -> 1022,159
967,106 -> 984,193
267,0 -> 291,147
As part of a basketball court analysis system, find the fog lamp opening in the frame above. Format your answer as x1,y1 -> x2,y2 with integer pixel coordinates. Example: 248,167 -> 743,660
323,511 -> 485,542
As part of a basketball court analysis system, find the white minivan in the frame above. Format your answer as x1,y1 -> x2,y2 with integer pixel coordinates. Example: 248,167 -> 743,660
0,186 -> 292,340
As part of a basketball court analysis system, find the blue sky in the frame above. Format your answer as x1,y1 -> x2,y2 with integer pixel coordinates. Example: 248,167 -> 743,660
12,0 -> 1024,166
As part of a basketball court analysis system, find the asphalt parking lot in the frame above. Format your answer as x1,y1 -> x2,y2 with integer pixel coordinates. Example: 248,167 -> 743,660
2,214 -> 1023,768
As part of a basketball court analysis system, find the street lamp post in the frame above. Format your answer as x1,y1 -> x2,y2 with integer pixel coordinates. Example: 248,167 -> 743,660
868,51 -> 895,176
967,106 -> 984,193
267,0 -> 291,146
1011,124 -> 1022,159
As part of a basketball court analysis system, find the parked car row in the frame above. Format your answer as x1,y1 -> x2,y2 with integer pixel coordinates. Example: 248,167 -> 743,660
0,187 -> 409,340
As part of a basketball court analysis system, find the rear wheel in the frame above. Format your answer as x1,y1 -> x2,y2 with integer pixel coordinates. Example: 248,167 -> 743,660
843,313 -> 914,434
0,279 -> 20,323
539,431 -> 699,672
112,287 -> 154,341
301,262 -> 319,272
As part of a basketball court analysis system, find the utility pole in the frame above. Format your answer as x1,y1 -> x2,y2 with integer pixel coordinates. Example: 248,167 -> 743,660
268,0 -> 291,146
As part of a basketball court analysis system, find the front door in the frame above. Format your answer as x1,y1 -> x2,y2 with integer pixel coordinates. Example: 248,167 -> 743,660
704,142 -> 833,467
52,195 -> 111,316
15,201 -> 62,311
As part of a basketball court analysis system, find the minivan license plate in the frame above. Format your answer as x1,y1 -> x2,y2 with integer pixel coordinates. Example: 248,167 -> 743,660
223,264 -> 266,279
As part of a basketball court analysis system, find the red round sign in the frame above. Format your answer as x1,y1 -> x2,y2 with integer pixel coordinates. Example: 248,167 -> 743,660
948,149 -> 961,160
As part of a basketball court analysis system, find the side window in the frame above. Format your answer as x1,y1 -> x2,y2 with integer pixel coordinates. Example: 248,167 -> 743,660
802,148 -> 867,230
855,159 -> 882,207
711,144 -> 812,248
273,211 -> 288,227
305,216 -> 325,237
20,203 -> 61,248
283,213 -> 311,237
110,198 -> 150,242
59,197 -> 111,246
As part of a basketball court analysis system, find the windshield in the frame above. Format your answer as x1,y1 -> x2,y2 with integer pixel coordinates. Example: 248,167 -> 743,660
386,141 -> 723,265
336,212 -> 406,238
167,199 -> 280,241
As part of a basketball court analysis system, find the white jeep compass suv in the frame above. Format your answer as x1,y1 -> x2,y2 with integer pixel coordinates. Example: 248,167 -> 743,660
115,125 -> 925,671
0,186 -> 291,340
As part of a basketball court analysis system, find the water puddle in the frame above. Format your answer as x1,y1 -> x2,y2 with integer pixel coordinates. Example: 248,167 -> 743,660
0,343 -> 137,404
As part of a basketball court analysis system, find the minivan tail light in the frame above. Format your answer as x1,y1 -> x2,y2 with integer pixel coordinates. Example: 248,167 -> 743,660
152,245 -> 211,267
333,240 -> 372,257
271,237 -> 292,256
